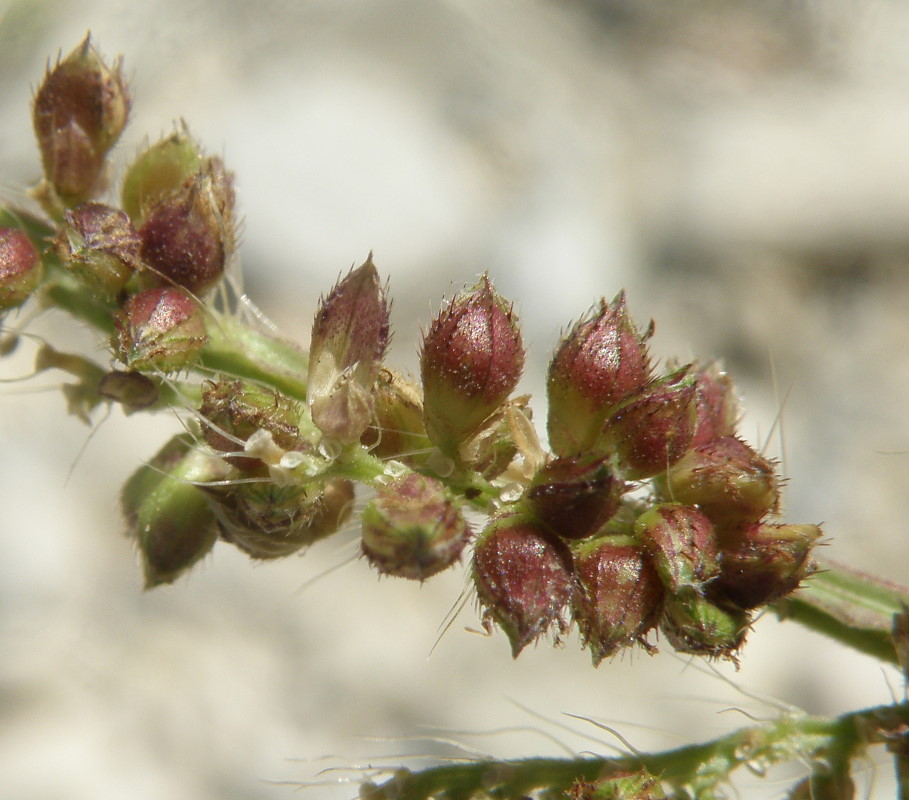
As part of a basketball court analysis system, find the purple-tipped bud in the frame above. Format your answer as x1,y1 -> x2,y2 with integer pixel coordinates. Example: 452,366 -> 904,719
361,473 -> 470,580
139,159 -> 235,295
214,478 -> 354,559
32,35 -> 129,205
472,512 -> 574,657
527,455 -> 623,540
661,593 -> 749,660
121,128 -> 204,223
547,292 -> 652,457
656,436 -> 779,526
604,367 -> 698,480
55,202 -> 140,296
710,522 -> 821,610
572,534 -> 663,664
199,379 -> 304,472
421,275 -> 524,455
114,287 -> 206,373
0,227 -> 43,310
691,362 -> 738,446
307,255 -> 390,443
568,769 -> 666,800
635,503 -> 720,597
121,435 -> 221,588
361,368 -> 431,467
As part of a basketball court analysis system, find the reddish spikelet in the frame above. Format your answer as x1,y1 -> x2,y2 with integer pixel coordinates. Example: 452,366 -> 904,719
472,513 -> 574,657
421,275 -> 524,455
604,367 -> 698,480
114,287 -> 206,372
526,455 -> 623,540
0,227 -> 42,310
361,473 -> 471,581
572,534 -> 664,664
635,503 -> 720,597
32,35 -> 129,204
307,255 -> 390,442
547,292 -> 651,456
657,435 -> 779,526
56,202 -> 140,296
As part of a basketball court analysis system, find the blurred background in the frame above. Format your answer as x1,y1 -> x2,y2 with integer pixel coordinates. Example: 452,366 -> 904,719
1,1 -> 908,797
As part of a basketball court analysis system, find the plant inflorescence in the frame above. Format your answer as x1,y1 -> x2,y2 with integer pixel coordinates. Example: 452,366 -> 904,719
2,36 -> 907,800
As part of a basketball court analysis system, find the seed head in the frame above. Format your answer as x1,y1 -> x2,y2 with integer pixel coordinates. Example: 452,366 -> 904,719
472,512 -> 574,657
139,158 -> 235,295
634,503 -> 720,597
656,435 -> 779,526
526,455 -> 623,540
307,255 -> 390,443
121,128 -> 204,224
547,292 -> 652,456
710,522 -> 821,610
114,287 -> 206,373
199,379 -> 304,472
0,227 -> 43,310
361,473 -> 470,580
572,534 -> 663,663
32,35 -> 129,205
121,435 -> 221,588
604,366 -> 698,479
213,478 -> 354,559
421,275 -> 524,456
55,202 -> 140,297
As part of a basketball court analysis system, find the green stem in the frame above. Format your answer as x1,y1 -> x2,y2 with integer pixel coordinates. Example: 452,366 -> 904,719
773,560 -> 909,666
368,702 -> 907,800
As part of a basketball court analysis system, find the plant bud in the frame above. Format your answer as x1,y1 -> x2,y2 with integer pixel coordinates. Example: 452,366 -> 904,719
572,535 -> 663,664
361,473 -> 470,580
121,128 -> 203,223
114,287 -> 206,372
661,593 -> 749,660
421,275 -> 524,456
0,226 -> 43,310
307,255 -> 390,443
55,202 -> 140,296
656,436 -> 779,526
139,159 -> 235,295
214,478 -> 354,559
361,368 -> 431,467
472,512 -> 574,657
32,35 -> 129,205
690,362 -> 738,446
199,379 -> 304,471
710,522 -> 821,610
526,455 -> 623,540
547,292 -> 652,457
603,367 -> 698,480
568,769 -> 666,800
634,503 -> 720,597
121,435 -> 222,588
